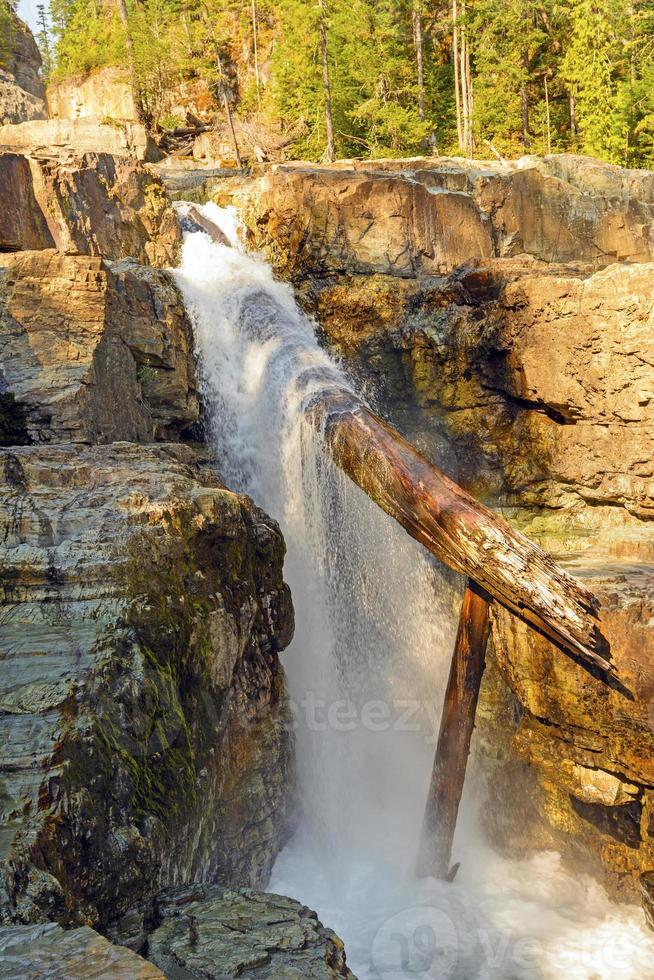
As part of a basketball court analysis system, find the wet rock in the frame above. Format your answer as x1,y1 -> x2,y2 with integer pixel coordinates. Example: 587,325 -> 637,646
0,443 -> 296,928
147,885 -> 354,978
0,922 -> 163,979
0,250 -> 199,444
0,150 -> 179,265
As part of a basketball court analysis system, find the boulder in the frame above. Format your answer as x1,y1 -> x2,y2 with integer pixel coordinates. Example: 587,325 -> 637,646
0,151 -> 180,266
0,922 -> 163,979
0,443 -> 296,929
0,250 -> 199,444
146,885 -> 354,979
0,118 -> 160,161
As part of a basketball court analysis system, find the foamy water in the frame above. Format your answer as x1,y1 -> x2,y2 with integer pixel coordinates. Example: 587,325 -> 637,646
173,202 -> 654,980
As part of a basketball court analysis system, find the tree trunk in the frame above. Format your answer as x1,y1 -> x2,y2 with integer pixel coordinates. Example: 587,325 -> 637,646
453,0 -> 464,149
569,89 -> 577,139
318,0 -> 336,163
115,0 -> 144,122
544,73 -> 552,154
413,2 -> 425,122
252,0 -> 261,107
201,8 -> 242,168
416,579 -> 491,879
312,389 -> 612,674
521,50 -> 530,148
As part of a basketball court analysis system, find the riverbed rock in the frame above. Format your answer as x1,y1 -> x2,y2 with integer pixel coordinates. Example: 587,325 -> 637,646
241,156 -> 654,279
0,9 -> 46,126
0,250 -> 199,444
146,885 -> 354,979
0,443 -> 296,929
0,922 -> 164,979
0,150 -> 180,265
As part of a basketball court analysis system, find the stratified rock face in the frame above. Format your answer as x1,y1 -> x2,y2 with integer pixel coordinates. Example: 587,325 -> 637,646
0,151 -> 180,266
310,259 -> 654,531
242,156 -> 654,278
0,119 -> 161,161
0,443 -> 295,929
0,251 -> 199,444
147,885 -> 354,979
478,561 -> 654,899
0,9 -> 46,125
0,923 -> 164,979
47,68 -> 138,123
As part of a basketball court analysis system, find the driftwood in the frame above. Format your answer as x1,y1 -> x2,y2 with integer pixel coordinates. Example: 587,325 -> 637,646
312,389 -> 612,675
416,579 -> 491,879
183,206 -> 231,246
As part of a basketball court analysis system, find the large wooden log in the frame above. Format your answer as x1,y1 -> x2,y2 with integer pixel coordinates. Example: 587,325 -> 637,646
311,389 -> 613,675
416,579 -> 491,879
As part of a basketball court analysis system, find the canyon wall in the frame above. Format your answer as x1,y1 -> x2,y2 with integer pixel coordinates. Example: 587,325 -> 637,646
0,148 -> 300,961
238,154 -> 654,902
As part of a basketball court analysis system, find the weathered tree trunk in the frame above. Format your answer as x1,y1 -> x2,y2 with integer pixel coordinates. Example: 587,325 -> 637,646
413,2 -> 425,122
312,389 -> 612,674
544,73 -> 552,154
569,89 -> 578,140
452,0 -> 464,148
416,579 -> 491,879
318,0 -> 336,163
115,0 -> 144,123
521,50 -> 530,148
252,0 -> 261,107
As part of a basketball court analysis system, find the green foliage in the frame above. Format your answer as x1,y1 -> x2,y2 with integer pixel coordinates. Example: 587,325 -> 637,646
47,0 -> 654,167
0,0 -> 15,69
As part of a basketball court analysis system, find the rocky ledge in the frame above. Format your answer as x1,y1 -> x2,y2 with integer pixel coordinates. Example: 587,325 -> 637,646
0,442 -> 295,931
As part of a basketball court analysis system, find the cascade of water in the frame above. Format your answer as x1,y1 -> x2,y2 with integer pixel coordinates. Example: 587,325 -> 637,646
173,202 -> 654,980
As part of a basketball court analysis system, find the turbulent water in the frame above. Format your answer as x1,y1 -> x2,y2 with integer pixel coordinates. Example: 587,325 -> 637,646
173,202 -> 654,980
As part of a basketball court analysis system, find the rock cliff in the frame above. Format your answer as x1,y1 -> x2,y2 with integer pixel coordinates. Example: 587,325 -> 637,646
0,151 -> 179,265
0,8 -> 46,126
236,154 -> 654,902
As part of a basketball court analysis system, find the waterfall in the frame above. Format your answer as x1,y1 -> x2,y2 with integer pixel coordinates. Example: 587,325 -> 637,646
173,202 -> 654,980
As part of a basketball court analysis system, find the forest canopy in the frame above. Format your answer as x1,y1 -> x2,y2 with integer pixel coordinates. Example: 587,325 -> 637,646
43,0 -> 654,166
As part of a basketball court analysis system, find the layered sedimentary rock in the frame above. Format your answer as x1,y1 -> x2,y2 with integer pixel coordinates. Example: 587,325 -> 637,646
47,68 -> 138,123
0,443 -> 295,931
0,151 -> 179,265
234,154 -> 654,899
0,250 -> 199,444
243,156 -> 654,278
0,118 -> 160,161
146,885 -> 354,978
0,9 -> 47,125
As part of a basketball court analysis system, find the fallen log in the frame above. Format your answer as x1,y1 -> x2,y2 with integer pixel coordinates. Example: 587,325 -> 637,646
416,579 -> 491,879
312,389 -> 612,675
190,217 -> 612,676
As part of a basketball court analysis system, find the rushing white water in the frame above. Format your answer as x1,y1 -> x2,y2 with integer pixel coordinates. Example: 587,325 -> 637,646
173,202 -> 654,980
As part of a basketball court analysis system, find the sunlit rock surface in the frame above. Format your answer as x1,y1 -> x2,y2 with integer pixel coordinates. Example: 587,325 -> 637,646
0,151 -> 179,265
146,885 -> 354,978
0,443 -> 295,929
242,155 -> 654,278
0,922 -> 163,979
0,251 -> 199,444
